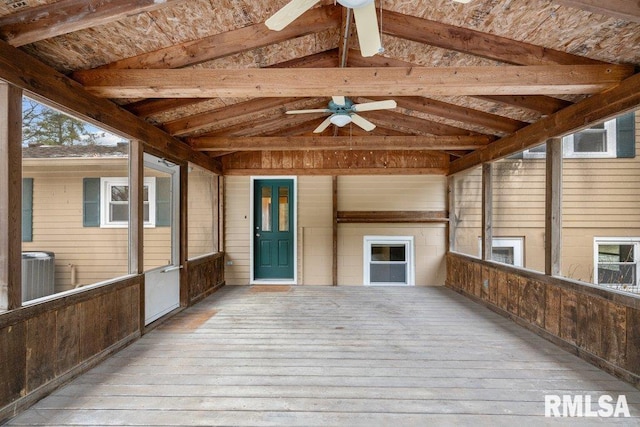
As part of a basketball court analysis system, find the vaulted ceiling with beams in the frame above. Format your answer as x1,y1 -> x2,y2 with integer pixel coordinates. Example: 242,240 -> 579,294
1,0 -> 639,174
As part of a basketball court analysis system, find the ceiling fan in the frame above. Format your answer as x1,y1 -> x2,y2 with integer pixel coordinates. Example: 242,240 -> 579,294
265,0 -> 472,57
286,96 -> 397,133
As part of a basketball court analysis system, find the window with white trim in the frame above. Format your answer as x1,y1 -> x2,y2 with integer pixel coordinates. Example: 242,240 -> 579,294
594,238 -> 640,294
100,177 -> 156,227
478,237 -> 524,267
563,119 -> 616,158
523,118 -> 618,159
364,236 -> 414,286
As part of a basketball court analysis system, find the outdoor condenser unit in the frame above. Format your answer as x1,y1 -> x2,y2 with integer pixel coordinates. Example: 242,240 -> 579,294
22,251 -> 55,301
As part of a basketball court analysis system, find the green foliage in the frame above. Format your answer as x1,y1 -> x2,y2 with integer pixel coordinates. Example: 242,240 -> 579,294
22,98 -> 99,146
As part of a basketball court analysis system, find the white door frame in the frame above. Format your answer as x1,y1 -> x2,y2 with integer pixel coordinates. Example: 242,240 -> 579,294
249,176 -> 297,285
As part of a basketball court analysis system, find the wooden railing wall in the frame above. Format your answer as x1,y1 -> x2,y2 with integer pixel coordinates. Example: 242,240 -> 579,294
0,276 -> 142,423
186,252 -> 225,305
446,252 -> 640,388
0,252 -> 226,423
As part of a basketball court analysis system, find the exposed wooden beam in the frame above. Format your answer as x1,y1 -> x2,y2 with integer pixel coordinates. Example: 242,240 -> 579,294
556,0 -> 640,24
473,95 -> 572,116
364,96 -> 527,134
124,50 -> 340,119
96,5 -> 340,70
349,52 -> 572,115
0,0 -> 187,47
125,98 -> 207,119
73,65 -> 635,98
163,97 -> 310,136
188,135 -> 492,151
381,9 -> 604,66
450,72 -> 640,174
266,49 -> 340,69
364,110 -> 489,136
0,40 -> 220,174
204,102 -> 329,137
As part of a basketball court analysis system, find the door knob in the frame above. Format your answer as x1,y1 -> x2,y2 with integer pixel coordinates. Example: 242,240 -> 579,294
256,233 -> 261,237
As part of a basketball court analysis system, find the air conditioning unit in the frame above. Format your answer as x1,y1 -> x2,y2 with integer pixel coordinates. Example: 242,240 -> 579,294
22,251 -> 55,301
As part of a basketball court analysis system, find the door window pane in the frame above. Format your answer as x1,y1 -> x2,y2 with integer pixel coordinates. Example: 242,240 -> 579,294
278,186 -> 289,232
261,187 -> 272,231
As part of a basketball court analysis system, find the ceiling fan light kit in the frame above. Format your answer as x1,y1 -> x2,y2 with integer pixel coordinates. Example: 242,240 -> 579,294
329,114 -> 353,127
336,0 -> 374,8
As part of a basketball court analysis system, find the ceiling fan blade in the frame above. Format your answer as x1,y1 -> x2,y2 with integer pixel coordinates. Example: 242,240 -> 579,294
352,100 -> 397,112
286,109 -> 331,114
313,116 -> 333,133
332,96 -> 346,105
265,0 -> 320,31
350,113 -> 376,131
352,2 -> 382,57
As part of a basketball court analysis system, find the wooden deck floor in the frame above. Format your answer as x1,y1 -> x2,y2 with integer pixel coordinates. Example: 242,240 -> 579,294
6,285 -> 640,426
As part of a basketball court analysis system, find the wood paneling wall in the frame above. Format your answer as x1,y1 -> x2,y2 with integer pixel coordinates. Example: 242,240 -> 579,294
446,252 -> 640,387
0,277 -> 142,423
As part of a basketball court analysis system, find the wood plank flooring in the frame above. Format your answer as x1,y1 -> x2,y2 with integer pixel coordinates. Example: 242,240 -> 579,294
6,285 -> 640,426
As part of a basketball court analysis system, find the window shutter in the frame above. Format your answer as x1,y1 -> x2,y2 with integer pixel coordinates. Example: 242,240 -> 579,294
22,178 -> 33,242
156,177 -> 171,227
616,112 -> 636,158
83,178 -> 101,227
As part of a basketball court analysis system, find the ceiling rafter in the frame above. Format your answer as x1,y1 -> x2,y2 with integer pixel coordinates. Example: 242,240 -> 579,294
363,110 -> 490,137
360,96 -> 527,135
348,52 -> 573,116
188,135 -> 492,152
72,65 -> 635,98
0,0 -> 187,47
381,9 -> 605,66
95,5 -> 340,70
163,97 -> 311,136
556,0 -> 640,24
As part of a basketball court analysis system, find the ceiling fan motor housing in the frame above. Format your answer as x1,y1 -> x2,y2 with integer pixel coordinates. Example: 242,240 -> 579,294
328,97 -> 354,113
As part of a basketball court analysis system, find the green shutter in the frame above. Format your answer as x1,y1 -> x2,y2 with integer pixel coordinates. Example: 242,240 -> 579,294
83,178 -> 101,227
616,112 -> 636,158
156,177 -> 172,227
22,178 -> 33,242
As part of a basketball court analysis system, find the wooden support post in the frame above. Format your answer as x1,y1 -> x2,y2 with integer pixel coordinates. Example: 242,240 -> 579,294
179,162 -> 189,307
0,83 -> 22,310
545,138 -> 562,276
332,176 -> 338,286
129,140 -> 144,275
212,174 -> 220,253
482,163 -> 493,261
129,140 -> 144,329
218,176 -> 225,253
447,176 -> 454,253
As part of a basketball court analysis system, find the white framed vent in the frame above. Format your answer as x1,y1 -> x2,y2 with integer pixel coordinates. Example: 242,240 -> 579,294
364,236 -> 415,286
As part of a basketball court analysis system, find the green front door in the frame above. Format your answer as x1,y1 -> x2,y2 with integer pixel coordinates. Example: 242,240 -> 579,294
254,179 -> 294,280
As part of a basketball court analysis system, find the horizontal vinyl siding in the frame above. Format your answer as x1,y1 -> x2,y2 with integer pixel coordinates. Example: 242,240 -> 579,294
188,168 -> 217,258
338,175 -> 446,211
224,176 -> 251,285
298,176 -> 332,285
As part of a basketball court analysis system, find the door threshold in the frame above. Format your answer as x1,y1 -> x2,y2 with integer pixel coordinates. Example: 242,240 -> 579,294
251,279 -> 296,285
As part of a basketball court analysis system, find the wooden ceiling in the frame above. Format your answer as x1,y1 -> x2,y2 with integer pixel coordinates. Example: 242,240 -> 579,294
1,0 -> 639,174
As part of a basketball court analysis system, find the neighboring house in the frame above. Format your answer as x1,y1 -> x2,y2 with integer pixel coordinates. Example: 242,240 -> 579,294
453,110 -> 639,294
21,142 -> 214,295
